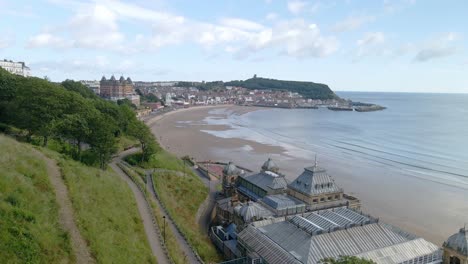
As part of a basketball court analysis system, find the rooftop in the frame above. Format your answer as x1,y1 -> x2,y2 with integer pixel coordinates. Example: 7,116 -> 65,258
234,201 -> 273,223
240,171 -> 288,193
288,165 -> 342,197
238,207 -> 441,264
444,227 -> 467,256
261,194 -> 305,211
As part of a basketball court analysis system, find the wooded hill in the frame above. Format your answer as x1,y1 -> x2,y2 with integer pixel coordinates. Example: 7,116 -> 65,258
0,68 -> 157,169
226,77 -> 337,100
178,76 -> 337,100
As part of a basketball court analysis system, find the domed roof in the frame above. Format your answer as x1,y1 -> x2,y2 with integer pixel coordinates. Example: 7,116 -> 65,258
223,162 -> 238,176
126,77 -> 133,83
235,201 -> 272,222
119,76 -> 125,82
110,75 -> 116,81
100,75 -> 106,81
262,158 -> 279,172
444,227 -> 468,256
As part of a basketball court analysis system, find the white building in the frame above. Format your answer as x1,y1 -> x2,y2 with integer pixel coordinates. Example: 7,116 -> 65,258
165,93 -> 173,106
80,80 -> 100,95
0,59 -> 30,77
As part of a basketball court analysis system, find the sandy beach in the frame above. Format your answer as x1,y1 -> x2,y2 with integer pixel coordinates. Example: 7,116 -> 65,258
147,105 -> 468,246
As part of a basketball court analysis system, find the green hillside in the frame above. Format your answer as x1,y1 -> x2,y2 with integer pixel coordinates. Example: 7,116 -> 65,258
225,77 -> 337,100
0,135 -> 156,263
177,76 -> 337,100
0,135 -> 73,263
43,148 -> 156,263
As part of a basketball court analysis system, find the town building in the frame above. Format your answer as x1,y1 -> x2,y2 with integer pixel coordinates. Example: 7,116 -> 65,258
287,160 -> 360,211
236,207 -> 442,264
0,59 -> 30,77
80,80 -> 100,95
210,158 -> 451,264
443,227 -> 467,264
99,75 -> 140,105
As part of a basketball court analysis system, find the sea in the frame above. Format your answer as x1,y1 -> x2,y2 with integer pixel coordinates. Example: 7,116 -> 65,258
201,92 -> 468,244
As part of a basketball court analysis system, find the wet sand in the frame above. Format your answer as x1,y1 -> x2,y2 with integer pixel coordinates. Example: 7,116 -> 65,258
148,105 -> 468,246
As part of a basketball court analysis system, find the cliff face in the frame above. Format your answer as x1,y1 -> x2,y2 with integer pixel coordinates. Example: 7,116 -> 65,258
225,77 -> 338,100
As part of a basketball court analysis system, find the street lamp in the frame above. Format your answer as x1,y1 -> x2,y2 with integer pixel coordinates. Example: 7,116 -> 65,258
162,215 -> 166,244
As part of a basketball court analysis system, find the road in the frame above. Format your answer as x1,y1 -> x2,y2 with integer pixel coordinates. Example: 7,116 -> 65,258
110,149 -> 169,264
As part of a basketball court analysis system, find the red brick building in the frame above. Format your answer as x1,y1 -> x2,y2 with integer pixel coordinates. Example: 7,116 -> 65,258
100,75 -> 134,99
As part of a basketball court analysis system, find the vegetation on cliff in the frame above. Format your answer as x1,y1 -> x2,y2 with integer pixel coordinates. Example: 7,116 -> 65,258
0,68 -> 157,169
43,148 -> 156,263
126,149 -> 222,262
225,77 -> 337,99
0,135 -> 73,263
177,76 -> 337,99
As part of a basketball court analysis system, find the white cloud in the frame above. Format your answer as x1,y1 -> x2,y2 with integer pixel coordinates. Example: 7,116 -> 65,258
332,15 -> 375,32
28,3 -> 124,50
357,32 -> 385,46
28,33 -> 69,48
353,32 -> 386,60
220,18 -> 265,31
0,34 -> 13,49
413,32 -> 460,62
30,56 -> 167,77
31,0 -> 338,60
287,0 -> 308,15
384,0 -> 417,13
414,47 -> 457,62
265,12 -> 278,20
69,4 -> 124,49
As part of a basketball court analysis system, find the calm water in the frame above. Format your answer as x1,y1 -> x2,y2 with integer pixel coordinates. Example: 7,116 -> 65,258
234,92 -> 468,188
202,92 -> 468,243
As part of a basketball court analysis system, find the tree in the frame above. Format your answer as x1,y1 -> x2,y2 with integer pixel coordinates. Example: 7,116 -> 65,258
127,120 -> 158,162
320,256 -> 376,264
117,98 -> 136,109
8,78 -> 68,145
88,113 -> 118,169
61,79 -> 98,99
52,113 -> 91,159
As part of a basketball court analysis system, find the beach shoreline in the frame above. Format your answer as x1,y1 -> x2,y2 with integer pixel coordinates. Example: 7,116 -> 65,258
146,104 -> 467,246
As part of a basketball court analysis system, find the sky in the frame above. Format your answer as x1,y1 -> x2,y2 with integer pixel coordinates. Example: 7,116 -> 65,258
0,0 -> 467,93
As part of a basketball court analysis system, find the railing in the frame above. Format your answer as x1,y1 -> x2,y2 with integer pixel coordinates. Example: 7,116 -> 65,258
149,171 -> 205,264
116,162 -> 175,264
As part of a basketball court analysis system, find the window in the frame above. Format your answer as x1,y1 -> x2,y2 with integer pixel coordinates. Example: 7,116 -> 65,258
320,198 -> 325,202
334,195 -> 339,199
313,199 -> 318,203
328,196 -> 332,200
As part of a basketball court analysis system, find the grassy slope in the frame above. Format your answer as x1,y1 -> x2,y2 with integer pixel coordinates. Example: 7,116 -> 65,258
149,151 -> 222,263
41,148 -> 156,264
0,135 -> 73,263
119,163 -> 188,264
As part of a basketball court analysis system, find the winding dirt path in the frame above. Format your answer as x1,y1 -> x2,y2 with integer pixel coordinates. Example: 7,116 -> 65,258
110,149 -> 170,264
35,150 -> 94,264
147,172 -> 201,263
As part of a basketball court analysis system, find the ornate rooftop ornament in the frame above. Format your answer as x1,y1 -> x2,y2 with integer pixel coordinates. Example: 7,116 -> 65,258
444,226 -> 468,256
261,158 -> 279,173
223,161 -> 239,176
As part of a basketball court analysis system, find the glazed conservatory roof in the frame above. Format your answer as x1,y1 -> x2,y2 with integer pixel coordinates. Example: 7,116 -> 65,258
238,207 -> 442,264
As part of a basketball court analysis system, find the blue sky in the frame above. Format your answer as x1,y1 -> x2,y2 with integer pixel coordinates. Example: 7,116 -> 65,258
0,0 -> 467,93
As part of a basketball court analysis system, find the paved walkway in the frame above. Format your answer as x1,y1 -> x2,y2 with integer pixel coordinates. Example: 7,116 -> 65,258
111,149 -> 169,264
147,172 -> 201,263
193,168 -> 219,234
35,150 -> 94,264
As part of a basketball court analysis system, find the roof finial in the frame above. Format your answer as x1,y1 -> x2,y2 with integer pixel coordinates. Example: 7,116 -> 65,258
314,154 -> 318,167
